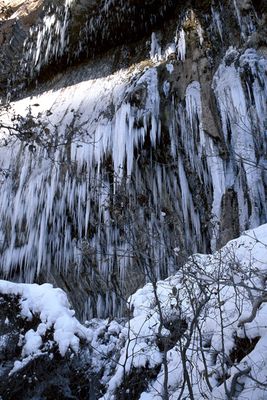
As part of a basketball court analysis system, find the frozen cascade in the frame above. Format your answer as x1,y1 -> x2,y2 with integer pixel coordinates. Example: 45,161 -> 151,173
184,81 -> 225,249
213,47 -> 267,230
1,44 -> 267,318
211,6 -> 223,41
23,0 -> 76,73
232,0 -> 258,39
21,0 -> 177,79
0,2 -> 267,318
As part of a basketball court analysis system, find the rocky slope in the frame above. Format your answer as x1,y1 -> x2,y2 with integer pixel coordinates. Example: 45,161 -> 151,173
0,0 -> 266,320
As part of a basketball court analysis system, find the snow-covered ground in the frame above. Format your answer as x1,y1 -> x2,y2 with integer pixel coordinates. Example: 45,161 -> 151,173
1,224 -> 267,399
102,223 -> 267,399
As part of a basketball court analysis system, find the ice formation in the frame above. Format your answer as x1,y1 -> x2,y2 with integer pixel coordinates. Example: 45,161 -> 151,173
22,0 -> 75,74
1,42 -> 267,317
0,1 -> 266,319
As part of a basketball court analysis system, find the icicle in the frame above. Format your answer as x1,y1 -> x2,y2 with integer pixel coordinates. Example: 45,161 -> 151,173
212,48 -> 267,230
233,0 -> 257,40
150,32 -> 162,62
211,6 -> 223,41
23,0 -> 75,74
176,29 -> 186,61
1,38 -> 267,318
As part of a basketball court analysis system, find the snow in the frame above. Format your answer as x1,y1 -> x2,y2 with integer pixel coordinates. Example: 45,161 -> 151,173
1,223 -> 267,398
101,224 -> 267,399
22,330 -> 42,357
0,280 -> 90,365
10,354 -> 42,375
0,279 -> 125,384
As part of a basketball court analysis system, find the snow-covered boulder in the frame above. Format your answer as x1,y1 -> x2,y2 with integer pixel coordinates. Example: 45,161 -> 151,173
0,281 -> 124,400
0,282 -> 95,399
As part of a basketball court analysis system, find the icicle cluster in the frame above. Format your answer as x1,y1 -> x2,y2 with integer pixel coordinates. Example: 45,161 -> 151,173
1,40 -> 266,318
0,1 -> 266,318
22,0 -> 75,74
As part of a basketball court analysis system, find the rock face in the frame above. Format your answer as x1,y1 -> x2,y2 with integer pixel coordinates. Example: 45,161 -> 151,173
0,1 -> 266,319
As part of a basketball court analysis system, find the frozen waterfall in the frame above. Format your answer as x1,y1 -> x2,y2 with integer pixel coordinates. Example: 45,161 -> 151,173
0,1 -> 266,318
